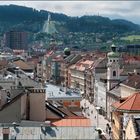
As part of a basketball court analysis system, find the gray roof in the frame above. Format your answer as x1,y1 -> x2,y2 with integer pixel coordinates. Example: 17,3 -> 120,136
108,85 -> 121,98
0,126 -> 99,139
64,54 -> 82,65
45,84 -> 82,100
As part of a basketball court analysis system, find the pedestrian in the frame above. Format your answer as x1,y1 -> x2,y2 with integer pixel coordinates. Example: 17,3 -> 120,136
109,126 -> 111,136
95,116 -> 96,119
106,123 -> 109,134
106,126 -> 108,134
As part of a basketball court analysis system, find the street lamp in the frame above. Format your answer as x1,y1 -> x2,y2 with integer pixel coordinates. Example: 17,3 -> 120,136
95,106 -> 100,128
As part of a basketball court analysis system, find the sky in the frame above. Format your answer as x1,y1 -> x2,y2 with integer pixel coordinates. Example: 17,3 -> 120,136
0,1 -> 140,24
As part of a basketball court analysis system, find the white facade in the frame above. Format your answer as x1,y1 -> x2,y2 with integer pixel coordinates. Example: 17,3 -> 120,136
107,56 -> 120,91
94,74 -> 107,115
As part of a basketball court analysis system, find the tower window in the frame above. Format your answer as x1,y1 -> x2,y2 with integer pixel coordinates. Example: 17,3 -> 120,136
113,71 -> 116,77
113,60 -> 115,62
110,60 -> 112,62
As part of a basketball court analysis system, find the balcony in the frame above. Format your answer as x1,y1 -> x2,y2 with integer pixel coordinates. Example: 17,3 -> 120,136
71,74 -> 85,80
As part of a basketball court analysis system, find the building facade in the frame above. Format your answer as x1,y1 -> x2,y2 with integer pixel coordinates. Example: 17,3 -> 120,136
5,31 -> 28,50
70,60 -> 94,103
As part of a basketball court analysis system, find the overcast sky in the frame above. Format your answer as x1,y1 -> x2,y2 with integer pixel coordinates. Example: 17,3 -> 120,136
0,1 -> 140,24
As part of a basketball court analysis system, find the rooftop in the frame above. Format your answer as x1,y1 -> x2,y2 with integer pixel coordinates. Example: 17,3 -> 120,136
107,51 -> 119,58
108,84 -> 121,98
112,92 -> 140,112
13,59 -> 33,70
0,126 -> 98,139
52,118 -> 91,127
70,59 -> 94,72
121,74 -> 140,89
45,84 -> 82,100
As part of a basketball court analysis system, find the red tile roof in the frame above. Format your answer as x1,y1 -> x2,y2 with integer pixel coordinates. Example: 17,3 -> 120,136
52,118 -> 91,126
13,60 -> 34,70
112,92 -> 140,112
70,60 -> 95,71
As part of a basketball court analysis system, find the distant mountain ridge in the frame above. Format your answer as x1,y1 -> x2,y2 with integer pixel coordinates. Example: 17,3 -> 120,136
0,4 -> 139,34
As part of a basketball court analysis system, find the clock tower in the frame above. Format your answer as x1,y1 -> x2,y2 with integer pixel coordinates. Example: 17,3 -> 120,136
107,44 -> 120,91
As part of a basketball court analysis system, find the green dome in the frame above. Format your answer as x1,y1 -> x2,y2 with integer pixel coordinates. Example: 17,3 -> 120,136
111,44 -> 116,48
64,47 -> 70,52
107,52 -> 119,57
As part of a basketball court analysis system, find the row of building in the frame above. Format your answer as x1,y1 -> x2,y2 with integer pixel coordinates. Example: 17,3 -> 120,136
0,48 -> 96,139
1,42 -> 140,139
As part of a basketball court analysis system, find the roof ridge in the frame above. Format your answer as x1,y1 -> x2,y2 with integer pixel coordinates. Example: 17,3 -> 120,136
117,93 -> 136,110
0,91 -> 25,111
46,101 -> 67,117
130,93 -> 138,110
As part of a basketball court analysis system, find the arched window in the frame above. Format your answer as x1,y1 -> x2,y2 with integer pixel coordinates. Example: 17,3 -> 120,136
113,71 -> 116,77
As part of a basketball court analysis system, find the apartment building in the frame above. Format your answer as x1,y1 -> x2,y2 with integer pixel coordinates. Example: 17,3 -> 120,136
60,54 -> 82,87
70,59 -> 94,103
5,31 -> 28,50
51,56 -> 62,84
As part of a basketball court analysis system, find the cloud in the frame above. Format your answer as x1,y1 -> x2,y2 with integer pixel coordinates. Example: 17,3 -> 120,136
0,1 -> 140,23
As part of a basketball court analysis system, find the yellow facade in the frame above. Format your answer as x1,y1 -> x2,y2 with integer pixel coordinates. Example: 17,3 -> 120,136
112,111 -> 122,139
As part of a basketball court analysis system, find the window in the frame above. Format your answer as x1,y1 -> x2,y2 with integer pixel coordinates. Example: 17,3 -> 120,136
130,127 -> 132,135
2,128 -> 10,140
3,134 -> 9,140
112,119 -> 115,124
113,71 -> 116,77
110,60 -> 112,62
113,60 -> 115,62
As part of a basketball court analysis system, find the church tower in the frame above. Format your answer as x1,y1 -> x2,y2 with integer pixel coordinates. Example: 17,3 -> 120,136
107,44 -> 120,91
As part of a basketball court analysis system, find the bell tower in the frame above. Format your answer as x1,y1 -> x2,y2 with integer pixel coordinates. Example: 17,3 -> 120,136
107,44 -> 120,91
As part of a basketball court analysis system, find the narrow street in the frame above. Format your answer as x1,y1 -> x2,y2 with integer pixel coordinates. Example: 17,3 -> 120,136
81,99 -> 111,139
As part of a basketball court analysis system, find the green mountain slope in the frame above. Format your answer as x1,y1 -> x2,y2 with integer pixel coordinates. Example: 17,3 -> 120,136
0,4 -> 139,34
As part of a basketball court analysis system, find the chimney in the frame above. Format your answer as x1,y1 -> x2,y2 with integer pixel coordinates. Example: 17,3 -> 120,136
135,82 -> 137,87
126,79 -> 129,83
134,69 -> 137,75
